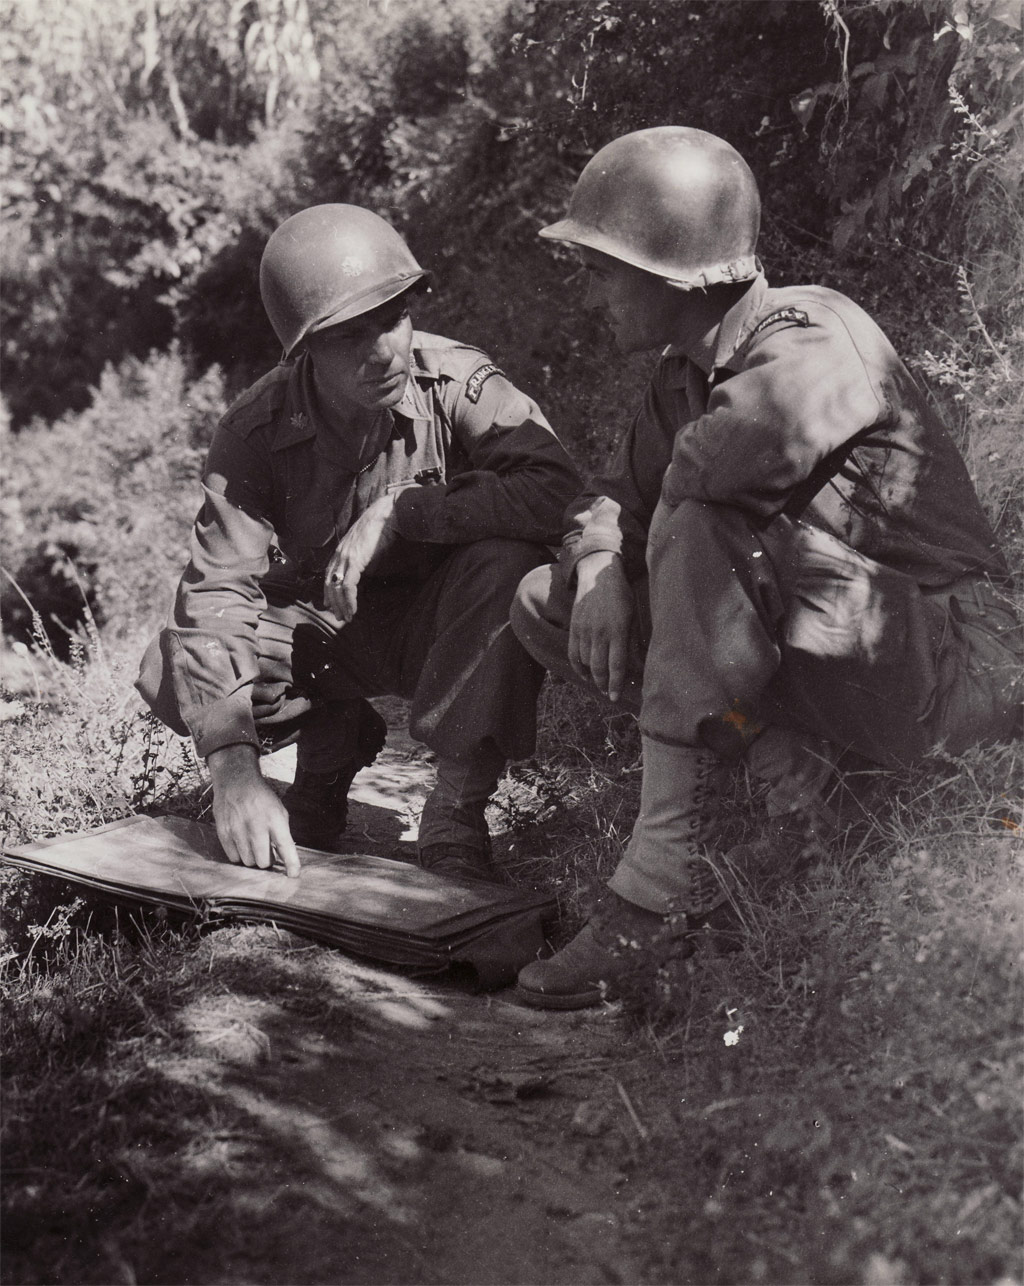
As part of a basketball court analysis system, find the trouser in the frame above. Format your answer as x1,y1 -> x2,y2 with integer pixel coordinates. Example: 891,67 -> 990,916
512,501 -> 1022,896
141,538 -> 551,845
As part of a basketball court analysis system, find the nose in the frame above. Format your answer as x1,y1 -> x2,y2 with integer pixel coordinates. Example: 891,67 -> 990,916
366,330 -> 395,367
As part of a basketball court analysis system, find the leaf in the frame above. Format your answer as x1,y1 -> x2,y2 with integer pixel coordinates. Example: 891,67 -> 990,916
860,71 -> 892,113
989,0 -> 1022,29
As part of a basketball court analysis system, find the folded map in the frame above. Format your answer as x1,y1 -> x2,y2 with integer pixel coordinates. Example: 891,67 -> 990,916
3,815 -> 557,989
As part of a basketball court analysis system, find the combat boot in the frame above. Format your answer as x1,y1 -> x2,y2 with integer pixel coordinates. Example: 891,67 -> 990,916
416,751 -> 506,885
518,740 -> 734,1010
517,890 -> 694,1009
283,700 -> 387,850
417,840 -> 499,884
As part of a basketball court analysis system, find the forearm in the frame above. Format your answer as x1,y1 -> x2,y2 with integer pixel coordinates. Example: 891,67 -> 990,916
392,422 -> 581,546
562,494 -> 650,584
163,484 -> 274,755
207,742 -> 261,788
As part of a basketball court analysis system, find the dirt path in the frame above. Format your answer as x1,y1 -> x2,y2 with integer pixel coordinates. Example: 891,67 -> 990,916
183,710 -> 648,1286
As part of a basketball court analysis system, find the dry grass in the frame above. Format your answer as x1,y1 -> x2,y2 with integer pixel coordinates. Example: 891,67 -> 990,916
2,613 -> 1021,1286
490,689 -> 1024,1285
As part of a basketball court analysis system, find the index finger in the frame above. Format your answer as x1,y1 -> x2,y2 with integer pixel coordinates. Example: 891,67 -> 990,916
271,814 -> 301,879
606,634 -> 627,704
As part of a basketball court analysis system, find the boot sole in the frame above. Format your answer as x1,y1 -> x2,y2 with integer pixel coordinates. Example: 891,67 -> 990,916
514,983 -> 605,1011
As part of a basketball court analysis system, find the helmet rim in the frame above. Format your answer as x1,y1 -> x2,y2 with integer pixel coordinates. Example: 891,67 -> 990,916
260,204 -> 429,356
303,271 -> 430,345
540,126 -> 761,290
539,217 -> 759,290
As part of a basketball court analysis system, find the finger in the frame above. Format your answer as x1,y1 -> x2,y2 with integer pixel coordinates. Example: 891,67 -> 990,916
606,634 -> 627,704
247,824 -> 273,870
216,818 -> 243,865
270,815 -> 301,879
589,642 -> 610,697
340,576 -> 360,622
568,623 -> 588,680
324,576 -> 348,619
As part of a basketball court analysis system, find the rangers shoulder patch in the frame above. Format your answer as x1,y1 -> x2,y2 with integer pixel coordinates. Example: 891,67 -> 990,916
750,307 -> 810,340
464,363 -> 504,404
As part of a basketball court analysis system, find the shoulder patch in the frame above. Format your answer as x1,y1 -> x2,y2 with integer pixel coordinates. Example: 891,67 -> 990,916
464,363 -> 504,404
750,307 -> 810,340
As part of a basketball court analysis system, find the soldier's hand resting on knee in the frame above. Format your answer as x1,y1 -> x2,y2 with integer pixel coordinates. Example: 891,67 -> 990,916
570,550 -> 634,703
207,744 -> 301,878
325,492 -> 398,622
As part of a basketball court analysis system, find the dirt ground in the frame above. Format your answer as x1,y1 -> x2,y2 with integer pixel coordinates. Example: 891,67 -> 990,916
186,710 -> 654,1286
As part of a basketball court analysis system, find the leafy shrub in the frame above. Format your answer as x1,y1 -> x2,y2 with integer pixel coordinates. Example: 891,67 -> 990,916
1,348 -> 225,649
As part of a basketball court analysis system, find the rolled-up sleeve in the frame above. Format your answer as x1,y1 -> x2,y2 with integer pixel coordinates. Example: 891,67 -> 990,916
160,425 -> 275,757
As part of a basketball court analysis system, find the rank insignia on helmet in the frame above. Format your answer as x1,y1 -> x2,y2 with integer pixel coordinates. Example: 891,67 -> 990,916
750,307 -> 810,339
465,363 -> 503,404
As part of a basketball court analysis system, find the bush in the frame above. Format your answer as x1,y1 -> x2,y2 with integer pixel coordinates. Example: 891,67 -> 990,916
1,348 -> 226,650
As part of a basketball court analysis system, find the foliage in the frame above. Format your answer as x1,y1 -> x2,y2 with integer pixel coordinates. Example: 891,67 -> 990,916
1,9 -> 1021,1276
1,348 -> 225,649
1,110 -> 299,426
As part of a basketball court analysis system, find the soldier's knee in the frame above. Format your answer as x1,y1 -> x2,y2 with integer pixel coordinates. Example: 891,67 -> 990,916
454,539 -> 552,597
664,498 -> 752,541
134,635 -> 189,736
510,563 -> 556,637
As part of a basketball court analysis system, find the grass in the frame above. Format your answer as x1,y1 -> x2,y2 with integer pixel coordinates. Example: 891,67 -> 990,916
2,613 -> 1021,1283
1,605 -> 1020,1286
2,230 -> 1022,1286
488,682 -> 1023,1284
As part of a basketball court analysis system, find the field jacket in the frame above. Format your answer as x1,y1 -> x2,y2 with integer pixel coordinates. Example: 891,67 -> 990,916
563,273 -> 1008,588
144,331 -> 580,757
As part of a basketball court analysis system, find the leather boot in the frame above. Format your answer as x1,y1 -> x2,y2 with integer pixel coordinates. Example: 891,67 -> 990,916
516,890 -> 693,1010
418,840 -> 499,884
518,740 -> 737,1010
607,738 -> 732,919
283,701 -> 387,850
416,751 -> 505,883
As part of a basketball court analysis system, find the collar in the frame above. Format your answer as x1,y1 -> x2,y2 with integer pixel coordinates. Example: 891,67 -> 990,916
272,352 -> 432,451
659,271 -> 769,388
710,271 -> 769,372
392,356 -> 433,422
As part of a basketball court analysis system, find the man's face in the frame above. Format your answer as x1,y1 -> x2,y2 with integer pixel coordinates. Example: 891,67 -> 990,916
579,247 -> 684,354
306,295 -> 414,414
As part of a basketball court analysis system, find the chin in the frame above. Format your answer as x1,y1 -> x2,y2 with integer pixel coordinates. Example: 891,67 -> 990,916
364,381 -> 407,410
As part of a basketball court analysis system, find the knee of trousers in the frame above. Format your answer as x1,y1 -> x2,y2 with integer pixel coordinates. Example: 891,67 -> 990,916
510,562 -> 573,670
650,498 -> 768,562
450,537 -> 553,593
134,633 -> 189,736
646,499 -> 789,619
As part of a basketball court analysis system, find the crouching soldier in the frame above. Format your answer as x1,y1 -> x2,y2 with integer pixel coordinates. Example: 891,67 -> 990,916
138,204 -> 580,883
511,127 -> 1022,1008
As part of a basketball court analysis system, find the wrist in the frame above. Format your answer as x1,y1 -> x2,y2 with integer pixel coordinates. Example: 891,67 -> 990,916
207,743 -> 261,787
576,549 -> 623,589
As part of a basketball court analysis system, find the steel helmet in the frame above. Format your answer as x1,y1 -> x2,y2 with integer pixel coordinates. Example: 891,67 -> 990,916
540,127 -> 760,289
260,205 -> 430,356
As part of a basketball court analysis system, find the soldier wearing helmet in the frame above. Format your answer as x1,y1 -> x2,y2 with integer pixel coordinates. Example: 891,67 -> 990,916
138,204 -> 580,881
511,127 -> 1022,1009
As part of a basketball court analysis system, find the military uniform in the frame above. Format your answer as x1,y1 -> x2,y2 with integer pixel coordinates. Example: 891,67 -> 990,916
138,332 -> 581,831
515,272 -> 1021,784
514,124 -> 1022,1007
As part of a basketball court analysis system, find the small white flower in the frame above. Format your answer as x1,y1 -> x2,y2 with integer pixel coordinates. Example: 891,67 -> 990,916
723,1026 -> 744,1047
